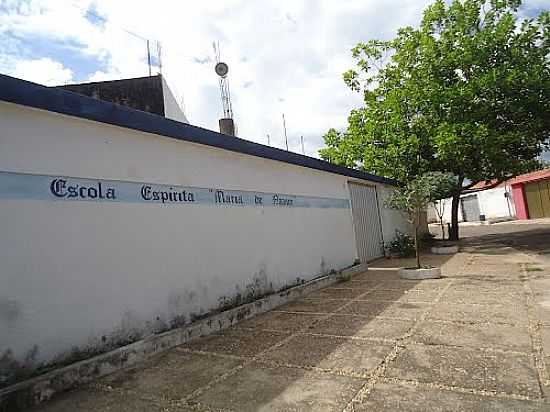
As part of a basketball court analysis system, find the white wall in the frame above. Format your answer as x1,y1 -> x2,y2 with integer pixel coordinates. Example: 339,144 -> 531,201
0,101 -> 407,370
434,185 -> 515,224
435,197 -> 462,224
161,76 -> 188,124
376,184 -> 413,244
477,186 -> 515,219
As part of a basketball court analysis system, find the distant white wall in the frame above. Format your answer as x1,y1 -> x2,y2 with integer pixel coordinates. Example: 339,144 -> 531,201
434,185 -> 515,224
161,76 -> 188,124
0,101 -> 407,372
477,186 -> 515,219
437,197 -> 462,223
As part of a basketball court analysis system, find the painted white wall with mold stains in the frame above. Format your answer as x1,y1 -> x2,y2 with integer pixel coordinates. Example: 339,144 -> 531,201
0,100 -> 409,370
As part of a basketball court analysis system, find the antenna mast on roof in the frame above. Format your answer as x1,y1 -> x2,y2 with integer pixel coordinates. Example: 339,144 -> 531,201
213,41 -> 235,135
282,113 -> 289,151
157,41 -> 163,75
146,40 -> 152,76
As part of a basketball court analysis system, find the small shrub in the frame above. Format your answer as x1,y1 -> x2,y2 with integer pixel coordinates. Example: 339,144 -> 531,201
420,232 -> 437,246
339,271 -> 353,283
385,231 -> 415,257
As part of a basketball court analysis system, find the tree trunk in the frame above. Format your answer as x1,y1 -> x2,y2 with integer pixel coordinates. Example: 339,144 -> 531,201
415,210 -> 420,269
449,177 -> 464,241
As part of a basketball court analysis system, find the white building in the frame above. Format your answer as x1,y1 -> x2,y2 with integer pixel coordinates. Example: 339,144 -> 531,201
430,181 -> 515,224
0,74 -> 412,383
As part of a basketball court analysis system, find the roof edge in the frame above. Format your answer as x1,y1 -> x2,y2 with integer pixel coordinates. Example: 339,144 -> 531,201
54,74 -> 162,88
0,74 -> 396,186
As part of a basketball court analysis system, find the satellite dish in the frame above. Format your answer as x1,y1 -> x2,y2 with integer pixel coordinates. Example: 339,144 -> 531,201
215,62 -> 229,77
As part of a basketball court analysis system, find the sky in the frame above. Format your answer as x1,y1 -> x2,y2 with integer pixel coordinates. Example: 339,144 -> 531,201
0,0 -> 547,157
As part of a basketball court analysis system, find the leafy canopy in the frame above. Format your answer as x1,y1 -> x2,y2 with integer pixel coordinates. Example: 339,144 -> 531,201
385,172 -> 457,222
319,0 -> 550,184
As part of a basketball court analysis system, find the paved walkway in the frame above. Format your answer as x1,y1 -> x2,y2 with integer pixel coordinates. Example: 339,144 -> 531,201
33,223 -> 550,411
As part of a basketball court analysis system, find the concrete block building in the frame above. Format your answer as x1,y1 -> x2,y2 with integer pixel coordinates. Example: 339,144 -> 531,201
0,74 -> 411,383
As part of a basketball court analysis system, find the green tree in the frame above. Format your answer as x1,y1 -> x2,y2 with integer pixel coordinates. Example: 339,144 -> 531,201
386,172 -> 456,268
320,0 -> 550,239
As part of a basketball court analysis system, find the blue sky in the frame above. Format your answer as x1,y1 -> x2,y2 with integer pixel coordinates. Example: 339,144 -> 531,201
0,0 -> 547,156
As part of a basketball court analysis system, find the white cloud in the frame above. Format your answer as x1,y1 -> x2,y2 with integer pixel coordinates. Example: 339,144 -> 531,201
1,0 -> 440,154
0,0 -> 443,155
13,57 -> 73,86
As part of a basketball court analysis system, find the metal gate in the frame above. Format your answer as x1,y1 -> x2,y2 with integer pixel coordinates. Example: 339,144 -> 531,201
349,183 -> 384,262
461,194 -> 480,222
525,180 -> 550,218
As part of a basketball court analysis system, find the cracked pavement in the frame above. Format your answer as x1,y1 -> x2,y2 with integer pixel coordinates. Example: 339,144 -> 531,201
32,220 -> 550,411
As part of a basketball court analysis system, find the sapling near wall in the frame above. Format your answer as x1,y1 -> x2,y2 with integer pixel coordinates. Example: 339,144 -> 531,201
385,172 -> 456,269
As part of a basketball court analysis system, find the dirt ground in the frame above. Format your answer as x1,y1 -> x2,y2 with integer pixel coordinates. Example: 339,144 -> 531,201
31,219 -> 550,411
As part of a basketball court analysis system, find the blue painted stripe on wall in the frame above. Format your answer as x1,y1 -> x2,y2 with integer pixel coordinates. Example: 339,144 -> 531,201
0,171 -> 350,209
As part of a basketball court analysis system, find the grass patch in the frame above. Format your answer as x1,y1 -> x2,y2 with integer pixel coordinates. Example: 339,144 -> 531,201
339,271 -> 353,283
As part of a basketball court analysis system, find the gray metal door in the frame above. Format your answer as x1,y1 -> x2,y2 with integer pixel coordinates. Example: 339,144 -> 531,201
461,195 -> 480,222
349,183 -> 384,262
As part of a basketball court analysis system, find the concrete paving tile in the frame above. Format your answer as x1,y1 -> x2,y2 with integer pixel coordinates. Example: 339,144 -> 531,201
348,279 -> 382,289
274,298 -> 348,314
460,269 -> 522,278
451,273 -> 522,281
235,311 -> 325,333
338,301 -> 429,320
376,279 -> 449,292
306,286 -> 368,299
192,361 -> 365,412
261,333 -> 392,375
28,387 -> 188,412
356,289 -> 439,303
441,288 -> 524,305
354,381 -> 549,412
352,270 -> 402,281
371,255 -> 460,273
450,280 -> 523,294
385,344 -> 541,397
534,297 -> 550,325
429,302 -> 528,325
308,315 -> 412,340
335,280 -> 378,290
98,350 -> 241,401
530,279 -> 550,296
181,328 -> 289,357
412,321 -> 532,352
541,327 -> 550,355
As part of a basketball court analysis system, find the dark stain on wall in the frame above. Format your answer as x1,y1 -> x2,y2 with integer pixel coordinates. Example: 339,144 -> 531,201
0,298 -> 20,325
0,345 -> 38,388
1,261 -> 351,390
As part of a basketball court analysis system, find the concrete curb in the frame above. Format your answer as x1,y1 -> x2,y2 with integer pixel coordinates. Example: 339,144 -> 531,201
399,266 -> 442,280
0,263 -> 367,411
431,245 -> 459,255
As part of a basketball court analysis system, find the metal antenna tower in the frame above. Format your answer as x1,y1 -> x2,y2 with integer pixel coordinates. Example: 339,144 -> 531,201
156,41 -> 163,75
146,40 -> 152,76
282,113 -> 289,151
213,42 -> 233,119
